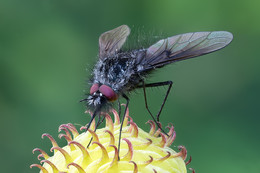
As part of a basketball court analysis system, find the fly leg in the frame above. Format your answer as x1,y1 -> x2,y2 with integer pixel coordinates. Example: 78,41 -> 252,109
137,80 -> 173,136
84,108 -> 100,134
118,93 -> 129,160
144,81 -> 173,122
118,99 -> 121,118
83,108 -> 99,148
86,113 -> 106,148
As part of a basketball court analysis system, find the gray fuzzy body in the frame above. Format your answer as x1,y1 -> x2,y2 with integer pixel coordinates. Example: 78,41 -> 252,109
92,49 -> 147,94
87,49 -> 148,110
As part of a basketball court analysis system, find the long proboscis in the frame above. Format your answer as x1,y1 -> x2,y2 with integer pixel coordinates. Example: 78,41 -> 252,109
84,106 -> 101,133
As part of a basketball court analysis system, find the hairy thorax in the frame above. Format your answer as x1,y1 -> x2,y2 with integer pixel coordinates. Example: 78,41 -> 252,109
92,50 -> 145,93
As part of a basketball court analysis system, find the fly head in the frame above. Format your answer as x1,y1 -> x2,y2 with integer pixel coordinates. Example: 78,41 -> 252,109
84,82 -> 119,111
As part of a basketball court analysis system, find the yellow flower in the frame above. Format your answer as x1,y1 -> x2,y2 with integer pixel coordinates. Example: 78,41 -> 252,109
31,106 -> 192,173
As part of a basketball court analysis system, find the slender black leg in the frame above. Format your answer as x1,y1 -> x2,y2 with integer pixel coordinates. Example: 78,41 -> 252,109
97,115 -> 106,127
138,81 -> 173,122
85,107 -> 100,148
118,93 -> 129,160
117,99 -> 121,118
137,80 -> 173,136
86,112 -> 106,148
84,108 -> 99,134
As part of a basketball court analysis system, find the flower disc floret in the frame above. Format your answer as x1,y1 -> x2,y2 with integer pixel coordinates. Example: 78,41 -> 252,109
31,106 -> 191,173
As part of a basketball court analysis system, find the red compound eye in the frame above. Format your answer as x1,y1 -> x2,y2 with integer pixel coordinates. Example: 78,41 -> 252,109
90,83 -> 99,95
99,85 -> 118,101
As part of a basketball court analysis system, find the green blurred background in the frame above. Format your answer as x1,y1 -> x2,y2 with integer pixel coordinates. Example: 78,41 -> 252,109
1,0 -> 259,172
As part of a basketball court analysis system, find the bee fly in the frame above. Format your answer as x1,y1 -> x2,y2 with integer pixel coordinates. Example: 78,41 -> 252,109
81,25 -> 233,154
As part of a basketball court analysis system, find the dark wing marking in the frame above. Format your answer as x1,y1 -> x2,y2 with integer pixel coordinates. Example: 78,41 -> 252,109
99,25 -> 130,59
142,31 -> 233,69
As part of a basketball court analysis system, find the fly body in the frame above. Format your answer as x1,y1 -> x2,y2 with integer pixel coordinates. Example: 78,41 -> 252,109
87,49 -> 146,110
81,25 -> 233,154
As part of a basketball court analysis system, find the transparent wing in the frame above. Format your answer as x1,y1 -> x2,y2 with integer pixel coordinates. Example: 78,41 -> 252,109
143,31 -> 233,69
99,25 -> 130,59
